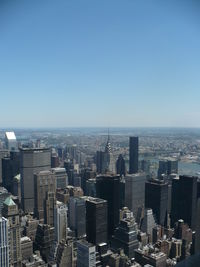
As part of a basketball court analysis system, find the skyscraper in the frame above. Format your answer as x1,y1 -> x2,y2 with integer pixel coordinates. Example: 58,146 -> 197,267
140,209 -> 157,241
171,175 -> 197,230
96,135 -> 115,174
51,167 -> 68,189
111,208 -> 139,259
51,154 -> 59,168
96,151 -> 105,174
125,173 -> 146,218
54,201 -> 67,243
21,236 -> 33,261
81,168 -> 96,194
2,197 -> 22,267
129,136 -> 139,174
5,131 -> 18,151
2,151 -> 20,192
86,197 -> 107,245
69,197 -> 86,238
0,217 -> 9,267
104,135 -> 115,173
34,224 -> 54,262
158,158 -> 178,178
56,238 -> 74,267
77,240 -> 96,267
86,179 -> 96,197
96,175 -> 120,237
34,170 -> 56,226
0,187 -> 10,215
145,179 -> 168,226
0,150 -> 9,185
20,147 -> 51,213
116,154 -> 126,177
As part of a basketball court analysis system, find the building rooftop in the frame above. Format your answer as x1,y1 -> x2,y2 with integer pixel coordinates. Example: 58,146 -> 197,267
0,187 -> 8,194
36,170 -> 52,175
4,196 -> 16,206
19,147 -> 50,152
159,157 -> 178,162
14,174 -> 21,181
51,167 -> 66,172
85,196 -> 107,204
21,236 -> 31,242
5,131 -> 16,140
0,217 -> 8,223
96,174 -> 120,180
150,252 -> 166,259
77,239 -> 95,248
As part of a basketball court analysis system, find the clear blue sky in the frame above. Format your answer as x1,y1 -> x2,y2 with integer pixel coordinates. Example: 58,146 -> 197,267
0,0 -> 200,128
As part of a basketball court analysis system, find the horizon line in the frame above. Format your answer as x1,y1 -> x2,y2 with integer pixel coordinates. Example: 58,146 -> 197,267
1,126 -> 200,130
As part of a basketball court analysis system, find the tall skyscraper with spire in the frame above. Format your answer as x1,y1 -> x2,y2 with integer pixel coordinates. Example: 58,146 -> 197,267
96,133 -> 115,174
104,133 -> 115,173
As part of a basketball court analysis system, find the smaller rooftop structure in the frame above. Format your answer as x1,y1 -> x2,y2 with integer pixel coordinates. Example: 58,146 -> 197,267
4,196 -> 16,206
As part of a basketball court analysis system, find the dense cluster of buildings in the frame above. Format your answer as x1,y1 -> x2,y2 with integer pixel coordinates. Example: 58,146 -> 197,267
0,131 -> 200,267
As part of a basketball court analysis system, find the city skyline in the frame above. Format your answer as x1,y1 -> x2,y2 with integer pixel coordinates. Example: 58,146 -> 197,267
1,127 -> 200,265
1,0 -> 200,128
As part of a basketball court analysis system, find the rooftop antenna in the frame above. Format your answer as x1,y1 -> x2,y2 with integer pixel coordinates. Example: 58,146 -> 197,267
108,128 -> 110,142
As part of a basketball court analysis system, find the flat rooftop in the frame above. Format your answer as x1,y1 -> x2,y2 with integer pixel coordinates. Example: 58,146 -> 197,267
19,147 -> 50,152
5,131 -> 16,140
85,196 -> 107,204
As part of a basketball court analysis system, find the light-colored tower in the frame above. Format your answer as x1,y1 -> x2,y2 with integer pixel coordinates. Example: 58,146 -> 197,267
54,201 -> 67,243
0,217 -> 10,267
2,197 -> 22,267
141,208 -> 157,242
5,131 -> 18,151
104,134 -> 115,174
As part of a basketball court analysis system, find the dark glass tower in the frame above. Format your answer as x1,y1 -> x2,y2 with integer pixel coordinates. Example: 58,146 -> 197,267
2,151 -> 20,192
157,159 -> 178,178
86,197 -> 107,245
145,179 -> 168,227
171,175 -> 197,230
116,154 -> 126,177
96,175 -> 120,237
129,137 -> 139,174
69,197 -> 86,238
34,224 -> 54,262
